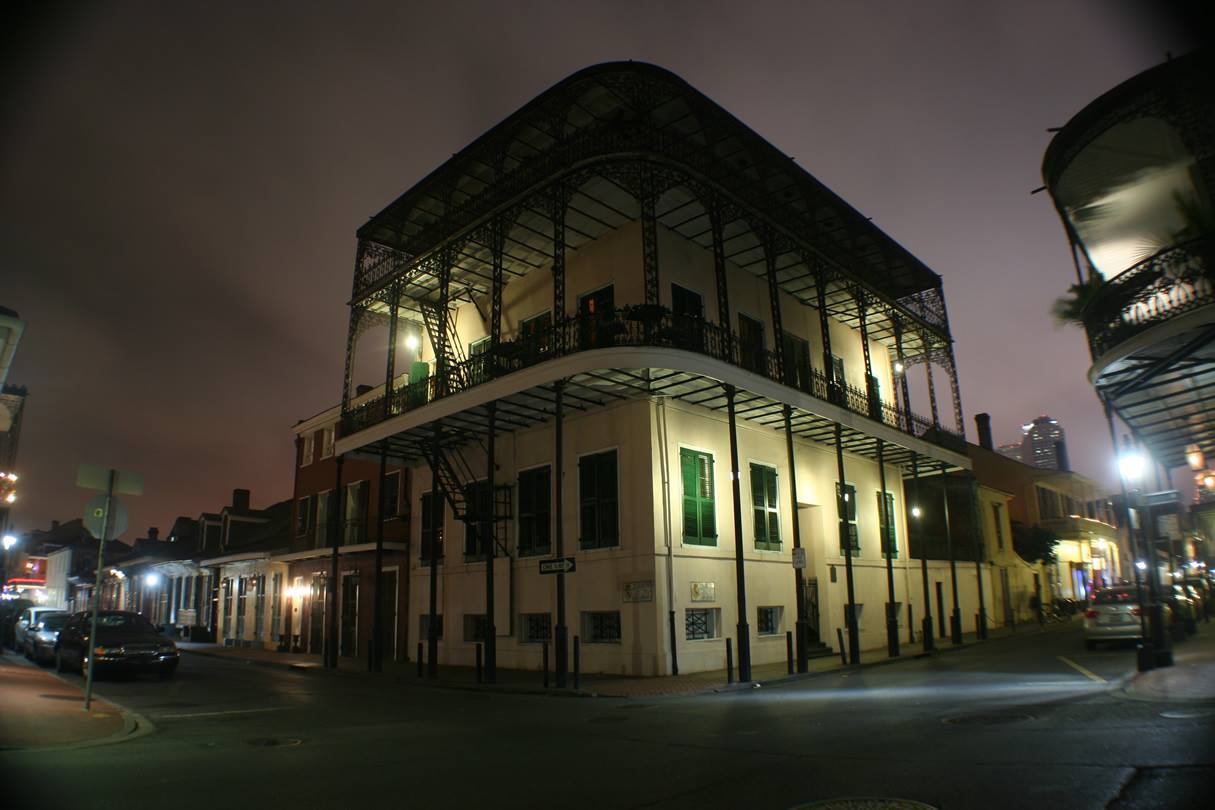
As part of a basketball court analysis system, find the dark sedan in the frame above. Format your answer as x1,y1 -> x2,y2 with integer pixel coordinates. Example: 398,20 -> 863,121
55,610 -> 179,679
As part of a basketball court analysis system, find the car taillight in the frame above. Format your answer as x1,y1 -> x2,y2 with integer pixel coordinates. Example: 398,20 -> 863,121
1132,607 -> 1142,616
1084,609 -> 1098,618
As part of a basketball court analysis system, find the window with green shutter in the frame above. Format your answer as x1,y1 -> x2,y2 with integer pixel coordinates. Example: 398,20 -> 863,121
579,451 -> 619,549
836,482 -> 859,553
750,463 -> 780,550
680,448 -> 716,545
877,490 -> 897,558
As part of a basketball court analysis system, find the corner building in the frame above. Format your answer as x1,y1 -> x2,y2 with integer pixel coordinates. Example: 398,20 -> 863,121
335,63 -> 972,676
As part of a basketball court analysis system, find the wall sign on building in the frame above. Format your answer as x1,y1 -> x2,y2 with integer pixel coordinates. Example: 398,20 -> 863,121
690,581 -> 716,602
623,580 -> 654,603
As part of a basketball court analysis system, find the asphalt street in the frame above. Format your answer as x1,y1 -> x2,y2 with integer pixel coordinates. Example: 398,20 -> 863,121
3,623 -> 1211,810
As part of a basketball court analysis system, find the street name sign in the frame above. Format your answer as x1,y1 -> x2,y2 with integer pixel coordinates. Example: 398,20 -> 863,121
539,557 -> 576,575
77,464 -> 144,496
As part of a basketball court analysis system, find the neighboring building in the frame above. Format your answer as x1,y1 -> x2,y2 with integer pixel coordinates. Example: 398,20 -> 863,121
1042,50 -> 1213,572
1019,415 -> 1067,471
17,519 -> 126,611
327,62 -> 974,676
969,433 -> 1124,603
996,443 -> 1022,463
0,305 -> 28,537
279,406 -> 410,661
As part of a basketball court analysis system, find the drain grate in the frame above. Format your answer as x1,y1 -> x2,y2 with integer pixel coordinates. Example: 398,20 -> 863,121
943,712 -> 1033,726
246,737 -> 303,747
790,799 -> 938,810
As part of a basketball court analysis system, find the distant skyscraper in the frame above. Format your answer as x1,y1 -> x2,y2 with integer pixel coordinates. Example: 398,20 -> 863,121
1020,415 -> 1066,470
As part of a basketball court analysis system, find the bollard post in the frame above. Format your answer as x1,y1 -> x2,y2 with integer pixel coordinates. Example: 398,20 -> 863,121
542,640 -> 550,688
907,604 -> 915,645
726,637 -> 734,684
836,627 -> 847,665
475,642 -> 483,683
573,635 -> 581,691
786,630 -> 794,675
416,642 -> 423,678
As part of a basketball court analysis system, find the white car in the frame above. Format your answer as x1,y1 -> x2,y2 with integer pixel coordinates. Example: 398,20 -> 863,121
13,606 -> 66,652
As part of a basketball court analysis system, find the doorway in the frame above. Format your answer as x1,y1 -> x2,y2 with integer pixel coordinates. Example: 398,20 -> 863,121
380,568 -> 399,661
308,575 -> 326,654
578,285 -> 615,349
340,572 -> 360,658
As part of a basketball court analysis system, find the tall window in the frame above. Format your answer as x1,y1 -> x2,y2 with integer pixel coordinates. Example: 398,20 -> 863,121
738,314 -> 765,373
420,491 -> 444,564
314,490 -> 332,549
300,434 -> 314,466
831,355 -> 846,389
579,450 -> 619,550
837,482 -> 859,553
519,311 -> 552,356
781,331 -> 812,392
518,466 -> 552,557
685,607 -> 721,640
751,464 -> 780,550
345,480 -> 368,544
681,449 -> 716,546
270,572 -> 282,641
469,338 -> 491,385
295,496 -> 312,537
383,471 -> 401,520
320,426 -> 335,459
877,491 -> 897,558
992,503 -> 1005,550
464,481 -> 490,558
253,574 -> 266,640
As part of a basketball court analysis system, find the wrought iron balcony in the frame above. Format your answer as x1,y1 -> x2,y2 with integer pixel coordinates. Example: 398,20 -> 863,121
1083,238 -> 1214,360
342,307 -> 962,452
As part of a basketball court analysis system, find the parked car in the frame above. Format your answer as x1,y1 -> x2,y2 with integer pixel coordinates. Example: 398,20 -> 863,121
23,611 -> 69,665
1169,584 -> 1199,626
1,598 -> 34,649
1083,586 -> 1171,649
1182,583 -> 1205,618
13,606 -> 67,653
55,611 -> 179,679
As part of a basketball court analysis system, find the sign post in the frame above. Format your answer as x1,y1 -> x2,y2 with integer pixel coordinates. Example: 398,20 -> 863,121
77,464 -> 142,712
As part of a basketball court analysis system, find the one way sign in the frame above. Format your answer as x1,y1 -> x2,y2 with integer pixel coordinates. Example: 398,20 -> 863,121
539,557 -> 576,575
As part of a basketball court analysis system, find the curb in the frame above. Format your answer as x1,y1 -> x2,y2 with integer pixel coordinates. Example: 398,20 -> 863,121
1112,670 -> 1215,706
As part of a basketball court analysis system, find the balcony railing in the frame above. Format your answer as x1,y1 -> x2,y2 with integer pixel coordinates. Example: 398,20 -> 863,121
1084,238 -> 1214,359
343,306 -> 963,452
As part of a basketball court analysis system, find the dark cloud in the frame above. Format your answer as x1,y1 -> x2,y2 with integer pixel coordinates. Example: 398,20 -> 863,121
0,1 -> 1191,536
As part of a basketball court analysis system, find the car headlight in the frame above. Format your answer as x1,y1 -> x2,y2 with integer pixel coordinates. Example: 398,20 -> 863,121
158,643 -> 177,654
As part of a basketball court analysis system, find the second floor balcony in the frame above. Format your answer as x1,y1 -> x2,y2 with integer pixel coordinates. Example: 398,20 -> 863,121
341,305 -> 964,455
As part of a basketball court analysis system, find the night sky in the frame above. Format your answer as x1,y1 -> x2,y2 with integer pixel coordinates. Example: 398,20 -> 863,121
0,2 -> 1198,540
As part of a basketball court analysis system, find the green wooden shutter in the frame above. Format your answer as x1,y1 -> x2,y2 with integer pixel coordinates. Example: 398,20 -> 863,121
698,454 -> 715,540
681,449 -> 699,541
766,469 -> 780,546
750,464 -> 766,545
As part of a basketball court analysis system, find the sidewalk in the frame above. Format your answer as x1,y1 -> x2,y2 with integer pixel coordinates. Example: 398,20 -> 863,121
0,652 -> 132,751
1121,620 -> 1215,704
180,619 -> 1059,699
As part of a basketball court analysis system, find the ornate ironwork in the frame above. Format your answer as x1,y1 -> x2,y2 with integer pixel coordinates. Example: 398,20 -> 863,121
764,229 -> 785,385
1082,238 -> 1214,359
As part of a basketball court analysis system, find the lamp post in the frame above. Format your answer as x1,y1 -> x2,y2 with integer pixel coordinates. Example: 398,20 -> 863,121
1117,449 -> 1173,670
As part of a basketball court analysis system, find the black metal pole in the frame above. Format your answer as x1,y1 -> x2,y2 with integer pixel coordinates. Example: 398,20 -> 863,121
542,640 -> 549,688
371,447 -> 387,672
427,424 -> 441,677
878,439 -> 898,657
785,630 -> 794,675
967,475 -> 988,640
834,424 -> 860,665
726,637 -> 734,684
554,380 -> 568,688
940,463 -> 962,645
327,455 -> 344,668
914,456 -> 933,652
484,401 -> 497,683
1144,499 -> 1174,668
783,405 -> 809,673
572,635 -> 580,690
725,385 -> 752,681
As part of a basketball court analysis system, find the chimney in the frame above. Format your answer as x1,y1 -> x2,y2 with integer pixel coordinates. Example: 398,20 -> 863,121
356,384 -> 374,397
975,412 -> 994,451
232,488 -> 251,512
1055,439 -> 1071,472
148,527 -> 159,542
51,520 -> 60,531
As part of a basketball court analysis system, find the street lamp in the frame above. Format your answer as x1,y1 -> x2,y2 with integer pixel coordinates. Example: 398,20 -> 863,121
1117,449 -> 1172,671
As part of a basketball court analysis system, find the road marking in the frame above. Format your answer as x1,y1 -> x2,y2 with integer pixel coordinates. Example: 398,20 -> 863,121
156,707 -> 290,720
1057,655 -> 1106,683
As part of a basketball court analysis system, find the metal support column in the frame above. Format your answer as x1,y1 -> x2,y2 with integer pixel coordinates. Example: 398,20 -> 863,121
427,423 -> 442,677
784,405 -> 809,672
913,455 -> 933,652
710,199 -> 732,359
967,474 -> 988,640
552,185 -> 566,320
326,455 -> 345,669
834,424 -> 860,664
815,269 -> 837,402
941,463 -> 962,644
371,447 -> 387,672
925,344 -> 941,429
765,233 -> 785,383
725,385 -> 751,681
484,402 -> 497,682
878,439 -> 899,657
894,319 -> 912,432
640,166 -> 659,308
554,379 -> 568,687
